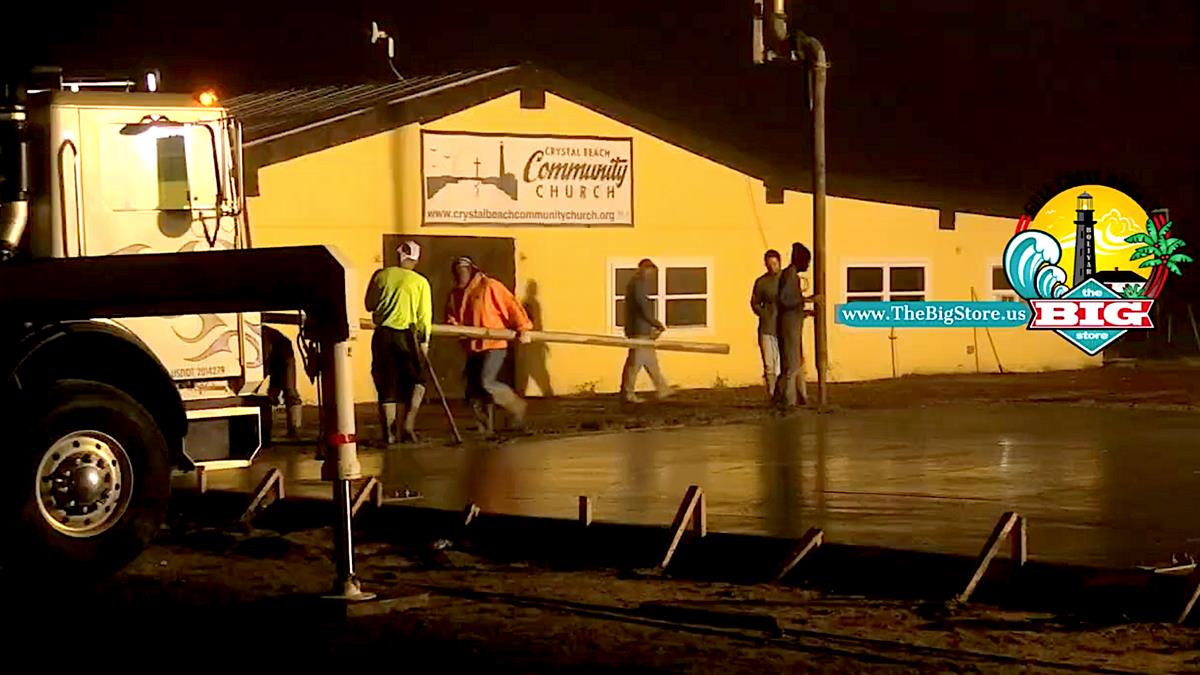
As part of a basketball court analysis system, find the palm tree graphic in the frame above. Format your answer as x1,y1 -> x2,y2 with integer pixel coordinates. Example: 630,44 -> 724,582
1125,217 -> 1192,296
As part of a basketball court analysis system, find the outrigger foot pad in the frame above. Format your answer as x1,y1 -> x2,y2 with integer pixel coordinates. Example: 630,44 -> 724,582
321,578 -> 377,602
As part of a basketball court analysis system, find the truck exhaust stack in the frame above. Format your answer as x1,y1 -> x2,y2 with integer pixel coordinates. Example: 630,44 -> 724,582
0,82 -> 29,260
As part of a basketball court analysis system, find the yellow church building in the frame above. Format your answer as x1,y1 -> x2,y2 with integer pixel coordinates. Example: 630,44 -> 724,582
229,64 -> 1093,403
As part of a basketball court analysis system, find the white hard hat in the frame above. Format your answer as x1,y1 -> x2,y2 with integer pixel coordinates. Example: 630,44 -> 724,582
397,240 -> 421,263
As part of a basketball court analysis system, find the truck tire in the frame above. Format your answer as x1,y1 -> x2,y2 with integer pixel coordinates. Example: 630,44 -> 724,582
3,379 -> 171,578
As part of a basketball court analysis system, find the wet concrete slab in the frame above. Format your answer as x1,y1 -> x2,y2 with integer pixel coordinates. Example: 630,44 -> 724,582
186,404 -> 1200,568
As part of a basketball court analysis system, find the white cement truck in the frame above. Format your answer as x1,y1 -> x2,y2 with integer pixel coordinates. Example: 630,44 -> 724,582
0,68 -> 367,596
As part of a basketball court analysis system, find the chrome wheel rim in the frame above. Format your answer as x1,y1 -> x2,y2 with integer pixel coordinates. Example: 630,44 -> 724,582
35,431 -> 132,537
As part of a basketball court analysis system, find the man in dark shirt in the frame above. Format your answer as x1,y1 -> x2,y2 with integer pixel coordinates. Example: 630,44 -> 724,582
750,249 -> 783,398
620,258 -> 673,403
261,325 -> 302,438
774,243 -> 812,409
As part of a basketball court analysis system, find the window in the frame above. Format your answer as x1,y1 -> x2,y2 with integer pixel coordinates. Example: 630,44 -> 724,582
991,265 -> 1018,301
845,264 -> 927,302
611,259 -> 711,331
100,123 -> 218,212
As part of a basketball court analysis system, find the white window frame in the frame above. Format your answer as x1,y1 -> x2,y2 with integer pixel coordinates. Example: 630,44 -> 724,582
988,259 -> 1019,302
842,260 -> 931,303
607,257 -> 714,335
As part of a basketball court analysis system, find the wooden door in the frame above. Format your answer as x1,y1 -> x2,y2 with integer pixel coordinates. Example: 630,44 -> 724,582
381,234 -> 517,398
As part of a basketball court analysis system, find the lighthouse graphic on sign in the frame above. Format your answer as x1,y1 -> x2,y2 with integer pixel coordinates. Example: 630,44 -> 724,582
1072,191 -> 1147,295
425,141 -> 519,201
1072,191 -> 1097,285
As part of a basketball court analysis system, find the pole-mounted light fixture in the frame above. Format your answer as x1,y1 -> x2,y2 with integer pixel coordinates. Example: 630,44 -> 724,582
752,0 -> 832,409
370,21 -> 404,82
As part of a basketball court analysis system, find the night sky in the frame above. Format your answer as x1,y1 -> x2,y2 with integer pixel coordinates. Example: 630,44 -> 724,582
7,1 -> 1198,287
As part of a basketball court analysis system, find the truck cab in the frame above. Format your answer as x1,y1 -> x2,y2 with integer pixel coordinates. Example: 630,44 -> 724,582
29,86 -> 267,469
0,71 -> 278,576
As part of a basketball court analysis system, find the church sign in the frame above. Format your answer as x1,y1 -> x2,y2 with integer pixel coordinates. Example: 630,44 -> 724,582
421,130 -> 633,226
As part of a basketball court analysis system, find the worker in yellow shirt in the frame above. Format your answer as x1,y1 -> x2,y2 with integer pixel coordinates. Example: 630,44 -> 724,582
364,241 -> 433,444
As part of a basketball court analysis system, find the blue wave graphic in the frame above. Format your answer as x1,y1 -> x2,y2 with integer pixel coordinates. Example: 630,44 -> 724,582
1003,230 -> 1068,299
1035,265 -> 1068,299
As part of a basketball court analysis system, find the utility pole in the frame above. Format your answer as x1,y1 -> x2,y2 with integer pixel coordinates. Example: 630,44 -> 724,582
754,1 -> 831,408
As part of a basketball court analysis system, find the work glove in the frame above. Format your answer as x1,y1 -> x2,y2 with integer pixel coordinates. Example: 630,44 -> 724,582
517,331 -> 532,345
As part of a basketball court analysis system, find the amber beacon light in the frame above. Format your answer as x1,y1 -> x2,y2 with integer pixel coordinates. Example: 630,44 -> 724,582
197,89 -> 219,106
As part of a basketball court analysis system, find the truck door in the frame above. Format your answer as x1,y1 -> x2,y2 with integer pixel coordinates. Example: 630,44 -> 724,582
76,107 -> 258,383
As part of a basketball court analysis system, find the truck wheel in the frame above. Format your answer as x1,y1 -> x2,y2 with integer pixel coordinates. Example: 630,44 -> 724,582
4,380 -> 170,578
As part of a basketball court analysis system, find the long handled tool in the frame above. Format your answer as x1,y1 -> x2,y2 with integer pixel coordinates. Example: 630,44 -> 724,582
421,349 -> 462,444
357,319 -> 731,354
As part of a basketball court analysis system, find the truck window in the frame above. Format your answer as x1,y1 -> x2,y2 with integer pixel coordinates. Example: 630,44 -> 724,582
101,124 -> 218,212
156,135 -> 189,209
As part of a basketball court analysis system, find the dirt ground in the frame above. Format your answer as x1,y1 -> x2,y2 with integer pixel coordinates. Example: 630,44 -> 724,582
13,363 -> 1199,668
17,526 -> 1198,671
340,359 -> 1200,445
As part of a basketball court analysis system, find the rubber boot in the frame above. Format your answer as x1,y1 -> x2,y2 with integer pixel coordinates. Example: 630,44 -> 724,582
470,401 -> 494,437
378,402 -> 399,445
491,388 -> 527,428
401,385 -> 425,443
286,404 -> 302,439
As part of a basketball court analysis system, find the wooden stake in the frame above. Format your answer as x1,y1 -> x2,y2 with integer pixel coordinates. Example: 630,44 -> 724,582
693,492 -> 707,537
774,527 -> 824,582
350,477 -> 382,518
1011,516 -> 1027,567
578,496 -> 593,527
1180,567 -> 1200,624
958,511 -> 1021,602
463,502 -> 481,527
240,468 -> 284,523
659,485 -> 703,569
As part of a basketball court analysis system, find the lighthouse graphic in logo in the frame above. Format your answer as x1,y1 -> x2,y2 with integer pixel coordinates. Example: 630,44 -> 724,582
1072,192 -> 1097,285
1002,184 -> 1190,355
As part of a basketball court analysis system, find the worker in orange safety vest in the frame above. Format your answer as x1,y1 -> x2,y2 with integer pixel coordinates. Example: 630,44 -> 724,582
444,256 -> 533,437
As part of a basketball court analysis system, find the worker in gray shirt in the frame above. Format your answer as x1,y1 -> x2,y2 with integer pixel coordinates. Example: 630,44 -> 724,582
750,249 -> 783,398
620,258 -> 674,404
774,243 -> 812,409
